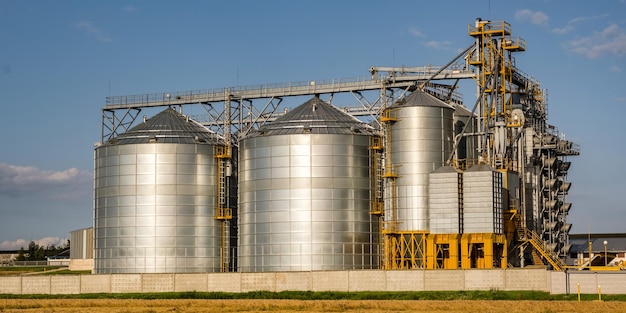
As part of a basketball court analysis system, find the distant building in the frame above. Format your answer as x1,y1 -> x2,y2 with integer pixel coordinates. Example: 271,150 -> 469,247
567,233 -> 626,268
0,250 -> 19,266
69,227 -> 93,271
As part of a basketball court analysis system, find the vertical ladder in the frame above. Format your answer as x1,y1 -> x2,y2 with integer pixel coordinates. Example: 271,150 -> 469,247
214,145 -> 232,272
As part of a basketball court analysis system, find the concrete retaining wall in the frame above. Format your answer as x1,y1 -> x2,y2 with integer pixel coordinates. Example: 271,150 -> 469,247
0,269 -> 624,295
566,272 -> 626,295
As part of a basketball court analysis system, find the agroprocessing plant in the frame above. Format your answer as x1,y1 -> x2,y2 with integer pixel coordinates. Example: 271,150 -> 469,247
94,19 -> 579,274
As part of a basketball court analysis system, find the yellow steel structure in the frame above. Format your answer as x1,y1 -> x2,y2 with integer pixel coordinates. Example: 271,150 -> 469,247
461,233 -> 507,269
426,234 -> 460,269
383,231 -> 428,269
214,144 -> 232,272
467,20 -> 526,170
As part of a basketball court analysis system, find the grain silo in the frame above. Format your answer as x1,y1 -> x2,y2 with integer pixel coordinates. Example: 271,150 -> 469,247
238,96 -> 379,272
93,108 -> 226,273
386,90 -> 454,232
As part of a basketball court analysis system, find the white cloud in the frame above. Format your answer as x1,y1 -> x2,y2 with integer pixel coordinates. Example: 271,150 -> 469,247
424,40 -> 452,50
0,162 -> 91,199
408,27 -> 425,38
566,24 -> 626,58
75,20 -> 113,43
552,14 -> 609,35
515,9 -> 549,26
610,65 -> 622,72
0,237 -> 68,250
617,97 -> 626,102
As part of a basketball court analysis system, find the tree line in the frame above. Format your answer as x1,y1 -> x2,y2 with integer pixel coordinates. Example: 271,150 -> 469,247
15,240 -> 70,261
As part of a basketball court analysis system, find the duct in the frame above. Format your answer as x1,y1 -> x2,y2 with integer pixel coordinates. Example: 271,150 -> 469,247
544,178 -> 562,191
559,181 -> 571,193
560,202 -> 572,213
561,243 -> 572,254
545,199 -> 562,211
542,157 -> 558,169
561,223 -> 572,233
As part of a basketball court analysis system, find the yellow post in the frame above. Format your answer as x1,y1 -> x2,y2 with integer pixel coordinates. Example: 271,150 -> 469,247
484,234 -> 494,269
461,234 -> 471,269
598,285 -> 602,301
449,235 -> 459,269
577,282 -> 580,302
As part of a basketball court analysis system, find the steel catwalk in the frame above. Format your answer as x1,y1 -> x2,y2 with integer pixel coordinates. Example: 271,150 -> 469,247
94,108 -> 224,273
238,97 -> 379,272
388,91 -> 454,231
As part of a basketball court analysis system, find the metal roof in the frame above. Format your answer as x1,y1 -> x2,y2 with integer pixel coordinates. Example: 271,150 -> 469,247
432,165 -> 462,174
101,108 -> 222,146
569,234 -> 626,253
391,90 -> 455,109
246,96 -> 375,137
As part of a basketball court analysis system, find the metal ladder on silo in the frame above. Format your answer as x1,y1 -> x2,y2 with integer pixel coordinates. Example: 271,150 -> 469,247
214,145 -> 233,272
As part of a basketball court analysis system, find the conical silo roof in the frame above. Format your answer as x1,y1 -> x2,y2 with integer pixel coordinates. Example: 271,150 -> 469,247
391,90 -> 454,109
246,96 -> 375,137
453,103 -> 474,117
102,108 -> 222,146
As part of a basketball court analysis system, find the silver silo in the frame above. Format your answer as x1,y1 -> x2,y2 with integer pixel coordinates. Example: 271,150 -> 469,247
94,108 -> 224,273
238,97 -> 379,272
388,91 -> 454,231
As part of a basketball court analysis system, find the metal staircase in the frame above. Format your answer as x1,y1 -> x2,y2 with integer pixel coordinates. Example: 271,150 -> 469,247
515,218 -> 566,271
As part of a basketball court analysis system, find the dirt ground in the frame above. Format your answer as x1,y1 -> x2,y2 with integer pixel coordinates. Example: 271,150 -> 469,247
1,299 -> 626,313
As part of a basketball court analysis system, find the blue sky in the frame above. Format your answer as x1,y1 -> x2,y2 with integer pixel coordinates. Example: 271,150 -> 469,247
0,1 -> 624,249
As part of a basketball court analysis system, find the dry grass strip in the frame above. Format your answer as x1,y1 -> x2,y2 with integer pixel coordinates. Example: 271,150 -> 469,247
2,299 -> 626,313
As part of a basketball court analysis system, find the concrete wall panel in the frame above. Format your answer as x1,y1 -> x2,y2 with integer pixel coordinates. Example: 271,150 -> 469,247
464,270 -> 504,290
385,270 -> 423,291
208,273 -> 241,292
69,259 -> 94,271
81,274 -> 111,293
311,271 -> 349,292
21,276 -> 50,294
275,272 -> 311,292
0,277 -> 21,294
424,270 -> 464,291
567,273 -> 598,294
505,269 -> 548,291
174,273 -> 208,292
241,273 -> 276,292
110,274 -> 142,293
597,273 -> 626,294
349,271 -> 386,291
142,274 -> 174,293
51,276 -> 81,294
9,269 -> 626,295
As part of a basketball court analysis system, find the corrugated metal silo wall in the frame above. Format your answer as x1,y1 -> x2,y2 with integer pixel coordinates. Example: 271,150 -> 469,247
238,133 -> 379,272
94,143 -> 222,273
390,106 -> 454,231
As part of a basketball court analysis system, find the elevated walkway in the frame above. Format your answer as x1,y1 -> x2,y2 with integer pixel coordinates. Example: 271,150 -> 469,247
103,68 -> 474,111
